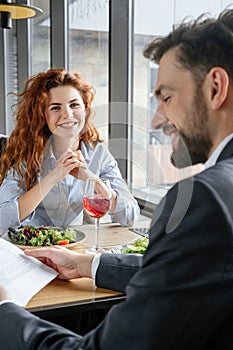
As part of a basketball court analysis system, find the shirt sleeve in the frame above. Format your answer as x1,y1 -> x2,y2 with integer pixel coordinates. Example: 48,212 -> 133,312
91,253 -> 101,280
0,172 -> 22,230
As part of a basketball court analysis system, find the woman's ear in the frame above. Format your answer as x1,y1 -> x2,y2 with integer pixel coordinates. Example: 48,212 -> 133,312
207,67 -> 229,110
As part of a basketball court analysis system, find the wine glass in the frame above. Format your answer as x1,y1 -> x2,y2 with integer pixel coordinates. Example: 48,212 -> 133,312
83,178 -> 112,253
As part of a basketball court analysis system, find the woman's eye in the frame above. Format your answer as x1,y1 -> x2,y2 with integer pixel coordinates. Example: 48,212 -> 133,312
71,102 -> 80,108
51,106 -> 60,111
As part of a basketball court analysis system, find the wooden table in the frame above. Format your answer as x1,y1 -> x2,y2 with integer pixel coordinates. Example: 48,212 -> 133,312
26,221 -> 150,322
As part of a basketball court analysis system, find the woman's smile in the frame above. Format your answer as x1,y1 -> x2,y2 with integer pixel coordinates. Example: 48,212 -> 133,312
57,120 -> 79,128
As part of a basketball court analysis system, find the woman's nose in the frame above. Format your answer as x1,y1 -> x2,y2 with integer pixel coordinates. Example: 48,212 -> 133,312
61,106 -> 72,118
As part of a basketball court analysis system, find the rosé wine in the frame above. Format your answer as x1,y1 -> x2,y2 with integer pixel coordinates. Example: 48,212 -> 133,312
83,195 -> 111,219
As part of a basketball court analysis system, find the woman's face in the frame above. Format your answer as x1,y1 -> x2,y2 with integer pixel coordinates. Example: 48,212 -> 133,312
45,85 -> 86,138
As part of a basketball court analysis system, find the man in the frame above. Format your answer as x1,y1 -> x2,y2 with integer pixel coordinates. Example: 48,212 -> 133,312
1,8 -> 233,349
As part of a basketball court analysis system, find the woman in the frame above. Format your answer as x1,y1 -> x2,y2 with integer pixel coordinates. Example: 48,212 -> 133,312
0,69 -> 139,230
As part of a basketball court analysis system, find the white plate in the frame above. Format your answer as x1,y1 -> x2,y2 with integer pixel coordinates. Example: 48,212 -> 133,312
5,226 -> 86,249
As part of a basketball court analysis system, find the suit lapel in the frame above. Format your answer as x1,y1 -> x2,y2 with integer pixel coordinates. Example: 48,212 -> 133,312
217,138 -> 233,162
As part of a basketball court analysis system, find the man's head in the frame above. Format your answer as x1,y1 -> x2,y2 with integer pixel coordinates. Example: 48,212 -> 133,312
145,9 -> 233,167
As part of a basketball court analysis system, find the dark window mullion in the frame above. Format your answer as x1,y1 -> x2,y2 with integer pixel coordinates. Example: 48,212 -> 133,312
50,0 -> 69,69
0,30 -> 7,134
109,0 -> 133,181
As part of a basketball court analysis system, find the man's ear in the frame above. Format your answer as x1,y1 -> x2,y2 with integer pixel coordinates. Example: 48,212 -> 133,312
207,67 -> 229,110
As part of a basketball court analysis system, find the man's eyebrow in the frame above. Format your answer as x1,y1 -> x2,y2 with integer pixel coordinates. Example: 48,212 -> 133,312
154,88 -> 161,99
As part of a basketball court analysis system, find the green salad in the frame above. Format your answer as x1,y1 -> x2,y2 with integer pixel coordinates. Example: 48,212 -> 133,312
121,237 -> 149,254
8,225 -> 76,246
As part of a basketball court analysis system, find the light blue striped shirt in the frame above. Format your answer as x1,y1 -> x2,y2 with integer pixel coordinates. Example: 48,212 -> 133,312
0,141 -> 140,231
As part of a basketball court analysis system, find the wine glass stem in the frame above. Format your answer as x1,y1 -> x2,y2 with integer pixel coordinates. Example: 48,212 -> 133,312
95,218 -> 100,251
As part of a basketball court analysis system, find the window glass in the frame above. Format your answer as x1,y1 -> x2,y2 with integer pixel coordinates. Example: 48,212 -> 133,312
132,0 -> 233,205
68,0 -> 109,141
4,1 -> 49,135
31,0 -> 50,74
5,24 -> 17,135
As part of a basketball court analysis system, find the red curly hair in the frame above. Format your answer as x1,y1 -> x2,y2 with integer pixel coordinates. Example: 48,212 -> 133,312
0,68 -> 103,190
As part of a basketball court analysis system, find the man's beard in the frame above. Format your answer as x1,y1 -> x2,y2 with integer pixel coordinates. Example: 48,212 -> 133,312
170,90 -> 213,168
171,133 -> 211,168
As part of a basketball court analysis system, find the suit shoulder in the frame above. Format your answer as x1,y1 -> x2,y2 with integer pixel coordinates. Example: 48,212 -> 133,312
194,158 -> 233,192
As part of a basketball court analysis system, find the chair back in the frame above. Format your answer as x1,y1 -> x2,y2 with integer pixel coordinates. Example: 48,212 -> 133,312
0,135 -> 7,157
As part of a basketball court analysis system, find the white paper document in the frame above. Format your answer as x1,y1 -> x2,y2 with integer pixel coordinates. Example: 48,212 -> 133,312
0,238 -> 58,307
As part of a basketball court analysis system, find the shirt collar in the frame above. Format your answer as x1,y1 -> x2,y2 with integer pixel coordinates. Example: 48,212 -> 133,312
42,140 -> 55,161
80,141 -> 91,163
205,133 -> 233,169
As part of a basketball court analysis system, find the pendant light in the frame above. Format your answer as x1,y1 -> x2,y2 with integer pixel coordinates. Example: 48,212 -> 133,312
0,0 -> 43,29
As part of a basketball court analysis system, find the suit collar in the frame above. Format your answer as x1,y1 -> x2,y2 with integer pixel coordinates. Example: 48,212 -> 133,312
204,134 -> 233,169
217,137 -> 233,162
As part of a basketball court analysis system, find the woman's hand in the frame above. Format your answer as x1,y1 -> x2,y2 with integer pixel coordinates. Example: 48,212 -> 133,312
69,150 -> 97,181
56,149 -> 96,181
24,246 -> 94,280
47,149 -> 87,185
53,149 -> 117,210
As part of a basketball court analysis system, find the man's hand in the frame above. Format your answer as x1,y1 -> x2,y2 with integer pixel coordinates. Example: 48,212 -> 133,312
0,285 -> 11,301
24,246 -> 94,280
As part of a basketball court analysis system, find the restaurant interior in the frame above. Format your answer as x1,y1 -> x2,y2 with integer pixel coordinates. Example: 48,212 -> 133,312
2,0 -> 230,214
0,0 -> 233,336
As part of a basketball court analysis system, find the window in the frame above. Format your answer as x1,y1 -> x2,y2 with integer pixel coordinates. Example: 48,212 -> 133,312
68,0 -> 109,141
5,24 -> 17,134
132,0 -> 233,208
31,0 -> 50,74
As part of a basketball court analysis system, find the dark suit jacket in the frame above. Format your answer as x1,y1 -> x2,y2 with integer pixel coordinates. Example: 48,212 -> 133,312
1,140 -> 233,349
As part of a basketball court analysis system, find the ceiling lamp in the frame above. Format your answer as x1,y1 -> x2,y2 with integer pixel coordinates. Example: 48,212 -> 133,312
0,0 -> 43,29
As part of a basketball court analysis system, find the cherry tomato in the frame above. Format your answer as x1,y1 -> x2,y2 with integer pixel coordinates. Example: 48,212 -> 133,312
58,239 -> 69,245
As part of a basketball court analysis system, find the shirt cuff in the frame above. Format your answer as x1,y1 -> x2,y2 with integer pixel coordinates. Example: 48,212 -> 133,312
91,253 -> 101,280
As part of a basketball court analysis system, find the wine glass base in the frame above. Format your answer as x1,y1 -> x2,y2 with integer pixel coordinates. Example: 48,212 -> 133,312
85,247 -> 106,254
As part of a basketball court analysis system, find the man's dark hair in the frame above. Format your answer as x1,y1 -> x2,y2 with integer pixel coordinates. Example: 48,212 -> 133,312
143,9 -> 233,85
